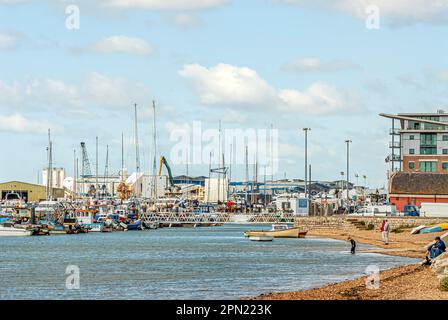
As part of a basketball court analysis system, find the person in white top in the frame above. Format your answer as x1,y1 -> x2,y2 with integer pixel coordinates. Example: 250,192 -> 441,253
381,219 -> 390,245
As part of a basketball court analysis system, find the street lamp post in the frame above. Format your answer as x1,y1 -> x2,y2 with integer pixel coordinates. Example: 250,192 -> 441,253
354,173 -> 359,186
303,128 -> 311,199
345,140 -> 352,201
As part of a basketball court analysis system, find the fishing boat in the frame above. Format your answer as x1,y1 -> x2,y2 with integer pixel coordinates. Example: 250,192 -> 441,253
127,219 -> 143,231
249,235 -> 273,242
71,209 -> 104,232
0,223 -> 33,236
244,224 -> 307,238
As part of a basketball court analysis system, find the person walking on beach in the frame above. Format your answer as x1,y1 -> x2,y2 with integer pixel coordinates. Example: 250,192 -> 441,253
382,220 -> 390,245
348,236 -> 356,254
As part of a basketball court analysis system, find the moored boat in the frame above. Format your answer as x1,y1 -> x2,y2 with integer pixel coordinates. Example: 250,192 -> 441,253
244,224 -> 307,238
0,224 -> 33,236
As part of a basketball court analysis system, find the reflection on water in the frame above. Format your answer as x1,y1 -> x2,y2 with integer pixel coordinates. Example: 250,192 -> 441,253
0,225 -> 418,299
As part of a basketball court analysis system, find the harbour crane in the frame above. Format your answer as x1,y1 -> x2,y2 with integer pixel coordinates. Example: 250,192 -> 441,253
158,156 -> 175,190
80,142 -> 93,178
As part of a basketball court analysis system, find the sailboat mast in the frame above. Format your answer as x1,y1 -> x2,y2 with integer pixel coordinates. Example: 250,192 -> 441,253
48,129 -> 53,201
152,100 -> 157,201
134,103 -> 140,174
104,144 -> 109,194
217,120 -> 221,203
96,136 -> 99,197
73,149 -> 76,200
121,132 -> 124,182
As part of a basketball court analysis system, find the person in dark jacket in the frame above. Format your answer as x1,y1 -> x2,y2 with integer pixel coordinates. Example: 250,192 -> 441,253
428,236 -> 446,259
348,236 -> 356,254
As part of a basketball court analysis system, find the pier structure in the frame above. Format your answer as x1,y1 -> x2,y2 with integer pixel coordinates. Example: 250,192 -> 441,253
143,211 -> 295,226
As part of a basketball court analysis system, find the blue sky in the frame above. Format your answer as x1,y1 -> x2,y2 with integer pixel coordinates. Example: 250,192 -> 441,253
0,0 -> 447,187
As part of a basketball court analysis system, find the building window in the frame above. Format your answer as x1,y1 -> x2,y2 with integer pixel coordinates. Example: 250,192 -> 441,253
409,148 -> 415,154
421,147 -> 437,154
420,133 -> 437,155
443,163 -> 448,171
420,161 -> 437,173
444,149 -> 448,155
444,135 -> 448,141
410,135 -> 414,140
409,162 -> 415,170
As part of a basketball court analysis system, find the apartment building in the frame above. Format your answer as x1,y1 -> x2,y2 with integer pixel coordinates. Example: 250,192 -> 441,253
383,111 -> 448,173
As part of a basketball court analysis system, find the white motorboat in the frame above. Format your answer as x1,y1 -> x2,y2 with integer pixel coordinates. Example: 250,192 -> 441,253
0,224 -> 33,236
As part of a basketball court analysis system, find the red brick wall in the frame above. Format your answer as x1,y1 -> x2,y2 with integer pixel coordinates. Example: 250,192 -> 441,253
403,155 -> 448,173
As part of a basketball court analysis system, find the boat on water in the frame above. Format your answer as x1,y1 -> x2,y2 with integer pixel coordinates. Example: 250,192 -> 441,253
127,219 -> 143,231
0,224 -> 33,236
71,209 -> 104,232
244,224 -> 307,238
249,235 -> 273,242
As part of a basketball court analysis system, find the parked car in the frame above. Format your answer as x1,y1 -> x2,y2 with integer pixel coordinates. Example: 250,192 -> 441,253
348,205 -> 397,217
403,204 -> 420,217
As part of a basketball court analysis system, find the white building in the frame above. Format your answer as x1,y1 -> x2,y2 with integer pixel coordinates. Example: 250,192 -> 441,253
275,194 -> 309,216
42,168 -> 66,189
140,175 -> 168,199
204,178 -> 228,203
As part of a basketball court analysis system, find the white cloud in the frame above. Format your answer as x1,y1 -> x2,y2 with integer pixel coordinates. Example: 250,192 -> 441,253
279,83 -> 359,115
0,31 -> 20,49
284,57 -> 359,72
86,72 -> 152,108
280,0 -> 448,25
0,114 -> 61,134
433,70 -> 448,82
0,73 -> 152,113
179,63 -> 278,107
89,36 -> 154,55
179,63 -> 359,115
171,13 -> 204,28
100,0 -> 226,10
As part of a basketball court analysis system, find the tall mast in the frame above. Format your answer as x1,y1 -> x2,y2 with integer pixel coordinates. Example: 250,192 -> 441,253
217,120 -> 221,203
152,100 -> 157,201
96,136 -> 99,197
228,143 -> 232,199
245,144 -> 248,207
73,149 -> 76,200
104,144 -> 109,195
47,129 -> 53,201
121,132 -> 125,182
76,157 -> 79,197
207,152 -> 212,203
134,103 -> 140,174
270,123 -> 274,182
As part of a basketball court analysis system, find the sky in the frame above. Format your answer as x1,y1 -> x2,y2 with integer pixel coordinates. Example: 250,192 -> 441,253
0,0 -> 447,188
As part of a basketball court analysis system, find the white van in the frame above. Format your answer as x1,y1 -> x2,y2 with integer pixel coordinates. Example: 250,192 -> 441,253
349,205 -> 397,217
420,203 -> 448,218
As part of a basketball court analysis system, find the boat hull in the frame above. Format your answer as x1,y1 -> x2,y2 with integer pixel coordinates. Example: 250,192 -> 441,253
0,225 -> 33,236
244,227 -> 307,238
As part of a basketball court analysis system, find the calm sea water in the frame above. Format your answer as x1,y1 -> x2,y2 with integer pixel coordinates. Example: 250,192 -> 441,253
0,224 -> 418,300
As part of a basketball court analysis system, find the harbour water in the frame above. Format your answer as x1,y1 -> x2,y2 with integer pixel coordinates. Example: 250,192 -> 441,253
0,225 -> 418,300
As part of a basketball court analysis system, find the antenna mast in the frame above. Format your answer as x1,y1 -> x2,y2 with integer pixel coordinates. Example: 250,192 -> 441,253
152,100 -> 157,201
134,103 -> 140,174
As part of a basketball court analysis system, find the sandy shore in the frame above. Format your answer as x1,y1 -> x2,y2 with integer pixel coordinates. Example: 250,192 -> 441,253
254,226 -> 448,300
